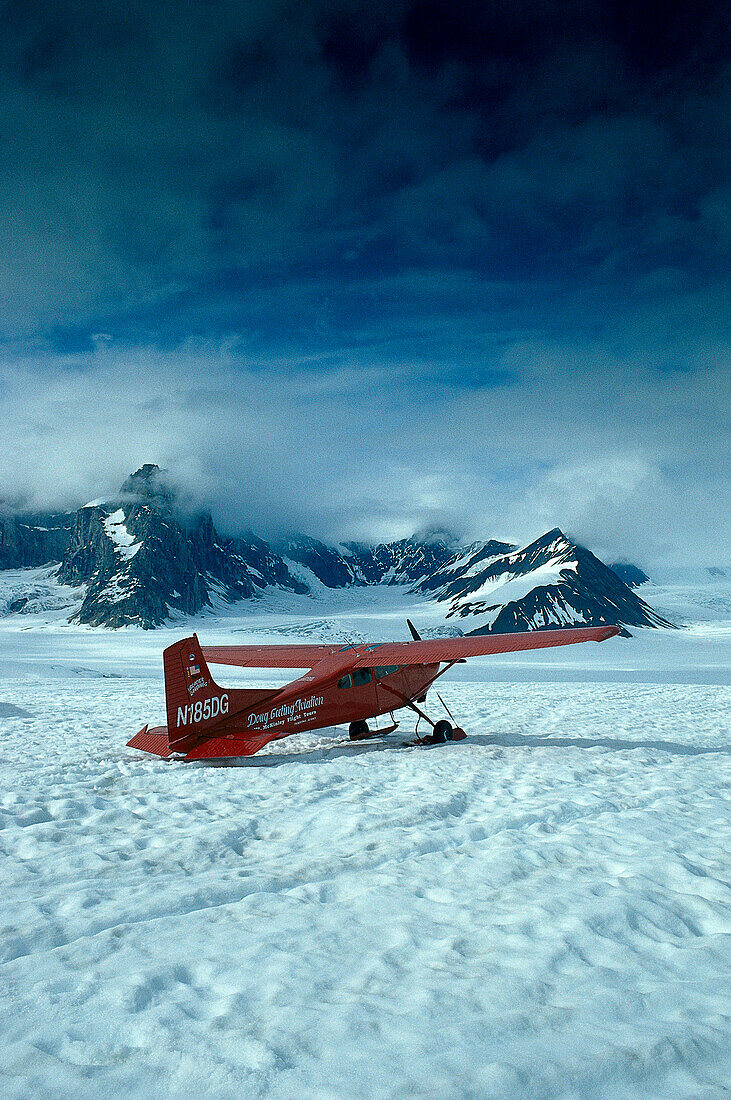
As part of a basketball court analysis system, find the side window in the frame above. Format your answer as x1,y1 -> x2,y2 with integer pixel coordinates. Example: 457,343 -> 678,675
374,665 -> 399,679
352,668 -> 372,687
337,674 -> 352,689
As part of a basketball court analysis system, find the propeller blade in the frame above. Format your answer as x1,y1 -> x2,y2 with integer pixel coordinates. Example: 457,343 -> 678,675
406,618 -> 422,641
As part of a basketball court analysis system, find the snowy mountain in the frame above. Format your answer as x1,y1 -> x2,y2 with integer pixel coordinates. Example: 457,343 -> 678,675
370,528 -> 466,585
277,535 -> 378,588
57,465 -> 305,628
416,529 -> 672,635
277,527 -> 462,589
0,465 -> 675,633
417,539 -> 518,596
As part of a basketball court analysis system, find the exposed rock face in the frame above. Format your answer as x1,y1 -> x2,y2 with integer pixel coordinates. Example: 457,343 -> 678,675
417,540 -> 516,596
610,563 -> 650,587
57,467 -> 305,628
278,536 -> 375,588
417,529 -> 672,635
0,513 -> 74,569
228,530 -> 308,593
59,504 -> 202,627
119,463 -> 176,510
371,532 -> 464,586
278,529 -> 465,589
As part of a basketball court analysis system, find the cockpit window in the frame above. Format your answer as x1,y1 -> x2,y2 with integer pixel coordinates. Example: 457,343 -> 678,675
352,668 -> 372,687
337,674 -> 352,689
374,665 -> 399,679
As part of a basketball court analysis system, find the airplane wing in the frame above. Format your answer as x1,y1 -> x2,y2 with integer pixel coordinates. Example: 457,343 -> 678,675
201,643 -> 347,668
349,625 -> 620,666
202,626 -> 619,672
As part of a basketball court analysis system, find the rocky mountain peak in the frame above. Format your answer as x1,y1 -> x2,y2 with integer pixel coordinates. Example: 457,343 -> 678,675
56,467 -> 305,627
530,527 -> 572,553
416,526 -> 672,635
119,464 -> 175,511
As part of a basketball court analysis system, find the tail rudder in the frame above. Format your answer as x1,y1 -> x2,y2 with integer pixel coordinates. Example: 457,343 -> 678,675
164,634 -> 231,747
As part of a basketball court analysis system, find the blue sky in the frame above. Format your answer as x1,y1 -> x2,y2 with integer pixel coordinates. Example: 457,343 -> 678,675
0,1 -> 728,566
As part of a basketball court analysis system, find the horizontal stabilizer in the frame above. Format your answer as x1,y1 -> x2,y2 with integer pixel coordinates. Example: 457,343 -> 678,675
184,734 -> 279,760
127,725 -> 173,758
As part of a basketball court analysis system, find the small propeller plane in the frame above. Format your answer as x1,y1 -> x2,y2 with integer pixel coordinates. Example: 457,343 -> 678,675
127,621 -> 620,760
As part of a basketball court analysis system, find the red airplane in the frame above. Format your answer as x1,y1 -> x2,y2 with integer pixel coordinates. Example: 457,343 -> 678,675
127,621 -> 620,760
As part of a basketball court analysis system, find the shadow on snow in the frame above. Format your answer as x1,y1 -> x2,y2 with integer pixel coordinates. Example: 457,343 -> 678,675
180,730 -> 728,767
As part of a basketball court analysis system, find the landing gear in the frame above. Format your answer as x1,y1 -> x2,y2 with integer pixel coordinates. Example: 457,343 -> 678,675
400,703 -> 467,747
349,717 -> 400,741
432,719 -> 452,743
434,693 -> 466,741
376,676 -> 468,747
349,720 -> 370,741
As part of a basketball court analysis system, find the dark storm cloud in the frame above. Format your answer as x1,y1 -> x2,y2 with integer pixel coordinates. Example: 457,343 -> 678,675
1,0 -> 727,338
0,1 -> 729,564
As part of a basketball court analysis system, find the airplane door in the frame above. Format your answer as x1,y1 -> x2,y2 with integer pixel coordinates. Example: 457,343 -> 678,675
334,670 -> 356,717
335,667 -> 394,724
350,666 -> 379,721
372,664 -> 407,716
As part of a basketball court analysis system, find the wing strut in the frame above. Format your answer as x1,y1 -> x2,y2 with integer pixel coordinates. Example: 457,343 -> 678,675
436,692 -> 457,724
377,659 -> 461,729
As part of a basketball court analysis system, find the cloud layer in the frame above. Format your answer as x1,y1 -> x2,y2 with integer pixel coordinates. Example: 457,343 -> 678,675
2,336 -> 728,567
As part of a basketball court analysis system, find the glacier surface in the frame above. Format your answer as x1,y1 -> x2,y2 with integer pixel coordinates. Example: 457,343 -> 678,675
0,583 -> 729,1098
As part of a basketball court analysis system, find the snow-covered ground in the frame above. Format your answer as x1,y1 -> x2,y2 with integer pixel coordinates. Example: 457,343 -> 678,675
0,575 -> 729,1098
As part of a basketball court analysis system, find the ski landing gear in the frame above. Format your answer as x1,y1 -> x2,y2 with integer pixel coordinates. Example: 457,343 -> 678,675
349,717 -> 400,741
400,696 -> 467,747
403,721 -> 467,747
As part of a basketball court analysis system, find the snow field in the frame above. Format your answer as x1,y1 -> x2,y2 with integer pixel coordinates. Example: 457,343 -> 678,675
0,641 -> 729,1098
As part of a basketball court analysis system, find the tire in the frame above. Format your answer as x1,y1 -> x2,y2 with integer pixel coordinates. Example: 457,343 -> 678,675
349,720 -> 370,741
432,720 -> 452,743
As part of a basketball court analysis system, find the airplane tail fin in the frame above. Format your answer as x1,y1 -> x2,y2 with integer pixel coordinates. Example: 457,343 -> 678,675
163,634 -> 233,748
128,634 -> 278,757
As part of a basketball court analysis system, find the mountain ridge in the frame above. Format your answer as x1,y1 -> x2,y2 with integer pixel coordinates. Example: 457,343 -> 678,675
2,465 -> 673,633
418,528 -> 671,636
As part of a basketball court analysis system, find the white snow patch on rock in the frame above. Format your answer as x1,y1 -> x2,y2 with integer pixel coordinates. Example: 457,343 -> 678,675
103,509 -> 141,560
454,558 -> 577,608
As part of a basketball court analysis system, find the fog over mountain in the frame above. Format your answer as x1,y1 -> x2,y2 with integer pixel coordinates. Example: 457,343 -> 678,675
2,343 -> 728,570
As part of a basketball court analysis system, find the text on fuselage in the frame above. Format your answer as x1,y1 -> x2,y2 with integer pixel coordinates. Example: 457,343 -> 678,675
177,693 -> 229,727
247,695 -> 324,729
